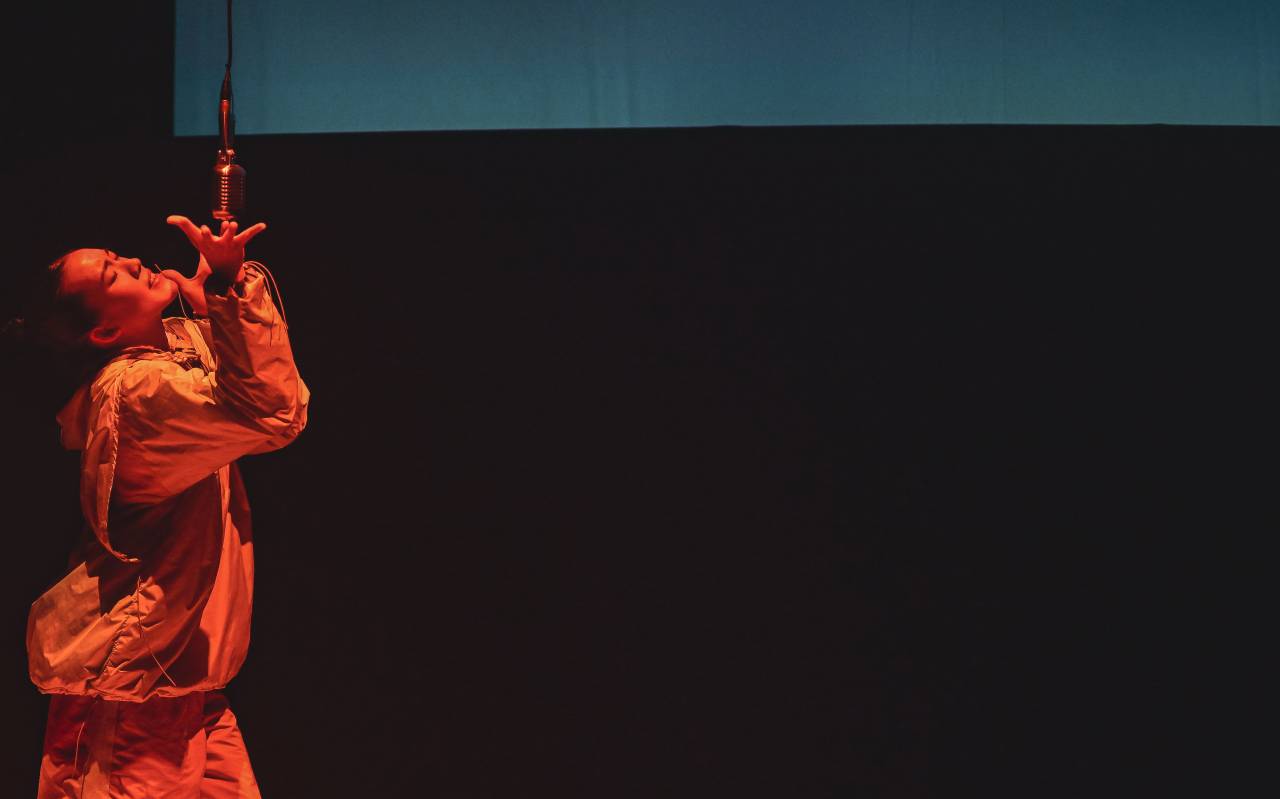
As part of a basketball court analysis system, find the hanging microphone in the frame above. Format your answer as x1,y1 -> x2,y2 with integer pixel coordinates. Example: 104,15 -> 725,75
211,0 -> 244,221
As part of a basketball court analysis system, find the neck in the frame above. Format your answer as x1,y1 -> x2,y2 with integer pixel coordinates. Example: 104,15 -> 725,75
116,316 -> 170,351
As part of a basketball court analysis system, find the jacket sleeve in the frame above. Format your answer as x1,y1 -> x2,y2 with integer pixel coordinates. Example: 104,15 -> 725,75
110,262 -> 310,505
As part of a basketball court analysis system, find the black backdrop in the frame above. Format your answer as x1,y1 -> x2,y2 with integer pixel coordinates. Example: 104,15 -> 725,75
1,4 -> 1272,797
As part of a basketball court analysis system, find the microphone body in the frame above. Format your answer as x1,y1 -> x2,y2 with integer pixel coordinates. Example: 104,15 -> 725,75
211,80 -> 246,221
212,152 -> 246,222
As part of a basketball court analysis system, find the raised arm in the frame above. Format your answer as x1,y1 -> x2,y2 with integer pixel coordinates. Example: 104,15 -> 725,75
107,218 -> 309,504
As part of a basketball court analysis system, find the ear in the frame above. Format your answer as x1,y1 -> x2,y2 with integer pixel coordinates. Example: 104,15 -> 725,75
87,324 -> 122,349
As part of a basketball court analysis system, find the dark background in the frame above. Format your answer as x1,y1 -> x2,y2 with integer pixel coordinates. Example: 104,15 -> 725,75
1,4 -> 1271,797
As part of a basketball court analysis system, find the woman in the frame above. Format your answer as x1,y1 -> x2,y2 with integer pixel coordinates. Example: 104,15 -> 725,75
8,215 -> 309,798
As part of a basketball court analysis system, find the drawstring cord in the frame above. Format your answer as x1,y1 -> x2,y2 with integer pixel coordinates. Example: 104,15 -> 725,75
152,263 -> 194,320
134,577 -> 179,691
244,260 -> 288,346
72,711 -> 87,775
246,260 -> 288,326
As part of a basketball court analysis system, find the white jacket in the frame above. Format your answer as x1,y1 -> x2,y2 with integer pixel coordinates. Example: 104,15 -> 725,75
28,262 -> 309,701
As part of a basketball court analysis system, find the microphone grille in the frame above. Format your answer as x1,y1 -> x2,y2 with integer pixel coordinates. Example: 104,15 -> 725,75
212,160 -> 247,221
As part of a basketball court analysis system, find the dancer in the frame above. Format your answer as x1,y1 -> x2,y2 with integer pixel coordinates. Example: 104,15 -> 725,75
10,215 -> 308,798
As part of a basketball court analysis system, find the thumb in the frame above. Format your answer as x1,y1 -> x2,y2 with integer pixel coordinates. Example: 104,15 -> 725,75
161,268 -> 210,316
160,269 -> 192,287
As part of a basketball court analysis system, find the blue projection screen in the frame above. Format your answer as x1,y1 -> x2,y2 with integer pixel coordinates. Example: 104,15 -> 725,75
175,0 -> 1280,135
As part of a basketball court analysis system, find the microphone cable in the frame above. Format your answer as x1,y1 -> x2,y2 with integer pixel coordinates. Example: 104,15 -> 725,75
212,0 -> 245,221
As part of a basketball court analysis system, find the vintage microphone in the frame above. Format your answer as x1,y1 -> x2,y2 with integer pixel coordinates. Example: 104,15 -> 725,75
211,0 -> 245,221
201,0 -> 288,331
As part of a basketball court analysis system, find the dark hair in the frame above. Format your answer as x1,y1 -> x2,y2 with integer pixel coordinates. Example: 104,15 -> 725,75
2,250 -> 114,406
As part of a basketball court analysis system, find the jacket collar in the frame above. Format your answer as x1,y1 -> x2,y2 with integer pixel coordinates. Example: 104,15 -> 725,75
55,317 -> 207,451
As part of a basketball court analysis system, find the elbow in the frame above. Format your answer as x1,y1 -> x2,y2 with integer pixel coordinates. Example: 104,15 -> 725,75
253,384 -> 310,451
246,407 -> 306,456
275,399 -> 308,442
214,370 -> 311,453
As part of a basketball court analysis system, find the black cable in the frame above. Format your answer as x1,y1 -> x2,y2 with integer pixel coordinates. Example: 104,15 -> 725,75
226,0 -> 233,71
221,0 -> 234,125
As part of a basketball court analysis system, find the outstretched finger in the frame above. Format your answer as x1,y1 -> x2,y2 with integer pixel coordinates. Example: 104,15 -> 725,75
166,215 -> 204,249
233,222 -> 267,245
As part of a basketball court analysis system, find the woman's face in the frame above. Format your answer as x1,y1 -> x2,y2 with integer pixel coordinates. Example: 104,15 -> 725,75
58,248 -> 177,348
